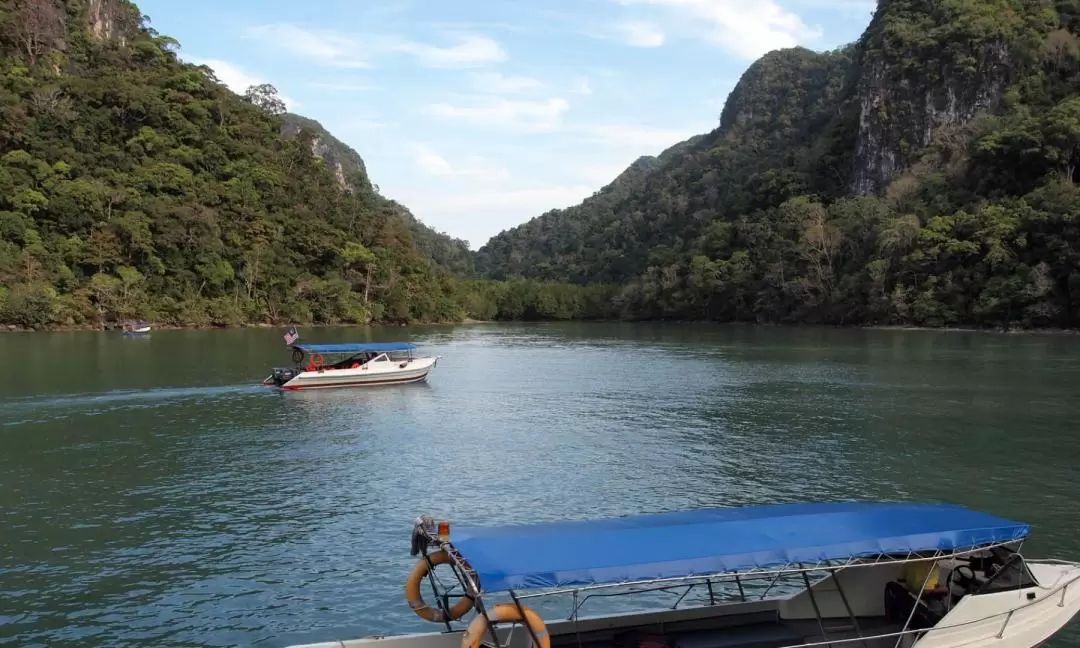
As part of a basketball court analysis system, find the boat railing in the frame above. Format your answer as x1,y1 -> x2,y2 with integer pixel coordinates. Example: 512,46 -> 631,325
769,563 -> 1080,648
510,539 -> 1027,601
559,569 -> 811,620
511,558 -> 1080,648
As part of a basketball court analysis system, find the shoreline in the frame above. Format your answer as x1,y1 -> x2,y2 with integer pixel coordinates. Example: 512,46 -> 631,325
2,319 -> 1077,336
1,318 -> 497,333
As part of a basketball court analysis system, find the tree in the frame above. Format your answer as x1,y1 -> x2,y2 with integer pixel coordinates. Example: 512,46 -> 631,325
243,83 -> 286,116
11,0 -> 63,66
1042,97 -> 1080,180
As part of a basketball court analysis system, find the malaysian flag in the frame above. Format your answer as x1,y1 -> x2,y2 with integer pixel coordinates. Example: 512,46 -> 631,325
283,326 -> 299,345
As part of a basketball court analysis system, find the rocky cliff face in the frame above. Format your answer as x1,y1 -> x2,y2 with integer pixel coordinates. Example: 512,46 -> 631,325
280,113 -> 371,194
85,0 -> 139,43
849,0 -> 1048,194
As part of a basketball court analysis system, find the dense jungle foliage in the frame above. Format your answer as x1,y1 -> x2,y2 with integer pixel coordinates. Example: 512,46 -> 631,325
478,0 -> 1080,330
5,0 -> 1079,331
0,0 -> 610,329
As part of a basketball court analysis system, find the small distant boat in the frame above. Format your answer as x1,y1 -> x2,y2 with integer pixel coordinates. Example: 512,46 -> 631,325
263,342 -> 438,390
121,321 -> 152,336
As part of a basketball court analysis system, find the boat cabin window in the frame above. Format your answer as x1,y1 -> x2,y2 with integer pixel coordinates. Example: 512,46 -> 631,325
373,354 -> 389,362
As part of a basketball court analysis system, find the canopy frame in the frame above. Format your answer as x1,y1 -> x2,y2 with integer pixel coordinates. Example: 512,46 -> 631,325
407,504 -> 1033,648
292,342 -> 416,354
289,343 -> 416,369
509,539 -> 1027,601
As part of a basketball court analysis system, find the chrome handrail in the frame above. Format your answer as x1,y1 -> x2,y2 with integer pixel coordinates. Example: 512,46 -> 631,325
777,564 -> 1080,648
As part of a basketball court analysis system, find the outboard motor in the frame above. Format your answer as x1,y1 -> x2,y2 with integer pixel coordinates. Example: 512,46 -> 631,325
269,367 -> 300,386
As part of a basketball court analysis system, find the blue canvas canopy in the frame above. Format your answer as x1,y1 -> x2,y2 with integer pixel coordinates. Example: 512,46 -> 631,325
294,342 -> 416,354
449,502 -> 1030,593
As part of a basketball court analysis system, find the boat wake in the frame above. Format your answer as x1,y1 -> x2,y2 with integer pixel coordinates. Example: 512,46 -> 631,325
0,384 -> 269,423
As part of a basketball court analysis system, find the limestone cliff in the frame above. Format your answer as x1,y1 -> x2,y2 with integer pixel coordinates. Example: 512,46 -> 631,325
280,113 -> 370,194
85,0 -> 134,42
849,0 -> 1052,194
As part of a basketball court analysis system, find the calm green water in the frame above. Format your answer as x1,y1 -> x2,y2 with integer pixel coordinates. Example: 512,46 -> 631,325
2,323 -> 1079,647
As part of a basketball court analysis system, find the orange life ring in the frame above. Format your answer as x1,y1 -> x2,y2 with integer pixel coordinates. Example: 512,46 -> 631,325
405,551 -> 475,623
305,353 -> 325,372
461,603 -> 549,648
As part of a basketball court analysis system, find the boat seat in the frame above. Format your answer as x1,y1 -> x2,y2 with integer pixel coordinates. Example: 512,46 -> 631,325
883,581 -> 946,630
670,623 -> 805,648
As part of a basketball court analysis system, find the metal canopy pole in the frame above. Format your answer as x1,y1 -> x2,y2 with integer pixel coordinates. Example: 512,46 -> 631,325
734,575 -> 746,602
510,590 -> 545,648
799,565 -> 830,646
893,559 -> 937,648
830,569 -> 867,648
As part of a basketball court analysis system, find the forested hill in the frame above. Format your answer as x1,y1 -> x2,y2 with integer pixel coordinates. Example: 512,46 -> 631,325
474,134 -> 705,282
279,113 -> 474,276
477,0 -> 1080,330
0,0 -> 504,329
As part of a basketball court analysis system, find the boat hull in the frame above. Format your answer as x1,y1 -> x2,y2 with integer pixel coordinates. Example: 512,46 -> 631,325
265,357 -> 437,390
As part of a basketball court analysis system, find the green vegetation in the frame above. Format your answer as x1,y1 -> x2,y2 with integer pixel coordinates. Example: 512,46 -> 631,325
479,0 -> 1080,330
0,0 -> 605,329
5,0 -> 1079,332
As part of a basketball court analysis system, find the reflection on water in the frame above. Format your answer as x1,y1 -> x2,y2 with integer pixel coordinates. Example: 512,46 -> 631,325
1,324 -> 1079,647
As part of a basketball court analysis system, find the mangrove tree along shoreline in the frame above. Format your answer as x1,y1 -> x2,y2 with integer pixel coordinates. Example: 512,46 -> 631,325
4,319 -> 1078,337
0,318 -> 495,333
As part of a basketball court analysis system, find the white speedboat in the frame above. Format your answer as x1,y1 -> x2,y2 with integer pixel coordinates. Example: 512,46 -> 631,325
121,320 -> 151,335
263,342 -> 438,390
288,502 -> 1080,648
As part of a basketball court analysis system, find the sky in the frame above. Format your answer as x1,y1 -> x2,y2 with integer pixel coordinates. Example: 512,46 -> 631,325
136,0 -> 875,249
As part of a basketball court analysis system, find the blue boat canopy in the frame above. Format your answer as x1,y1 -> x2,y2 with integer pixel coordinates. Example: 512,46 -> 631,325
449,502 -> 1030,593
294,342 -> 416,354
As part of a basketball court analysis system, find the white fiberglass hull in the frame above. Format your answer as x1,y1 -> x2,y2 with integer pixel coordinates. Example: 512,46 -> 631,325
268,357 -> 437,390
911,560 -> 1080,648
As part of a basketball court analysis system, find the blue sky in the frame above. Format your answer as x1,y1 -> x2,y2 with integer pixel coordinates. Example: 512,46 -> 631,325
137,0 -> 875,249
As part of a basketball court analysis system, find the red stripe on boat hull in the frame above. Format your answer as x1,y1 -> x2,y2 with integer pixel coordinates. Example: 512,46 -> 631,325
278,373 -> 430,390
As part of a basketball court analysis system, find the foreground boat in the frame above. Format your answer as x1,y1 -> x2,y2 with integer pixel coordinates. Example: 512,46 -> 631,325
288,502 -> 1080,648
263,342 -> 437,390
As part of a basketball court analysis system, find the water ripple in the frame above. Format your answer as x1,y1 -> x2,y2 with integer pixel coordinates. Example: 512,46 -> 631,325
1,324 -> 1079,647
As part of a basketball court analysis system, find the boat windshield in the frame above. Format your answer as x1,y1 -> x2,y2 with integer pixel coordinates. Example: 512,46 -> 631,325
290,342 -> 417,369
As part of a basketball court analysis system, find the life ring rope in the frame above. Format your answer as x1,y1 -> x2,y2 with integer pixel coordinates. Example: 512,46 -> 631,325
405,550 -> 475,623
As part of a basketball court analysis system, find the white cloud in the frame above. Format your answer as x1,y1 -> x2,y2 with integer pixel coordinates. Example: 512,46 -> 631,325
392,183 -> 596,248
186,57 -> 297,109
426,97 -> 570,132
470,71 -> 546,94
387,34 -> 507,68
575,160 -> 640,185
411,144 -> 511,181
412,144 -> 455,176
246,25 -> 506,69
345,118 -> 388,131
572,77 -> 593,95
612,0 -> 819,59
432,185 -> 594,211
246,24 -> 369,68
577,123 -> 701,149
615,21 -> 666,47
787,0 -> 874,12
309,81 -> 377,92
